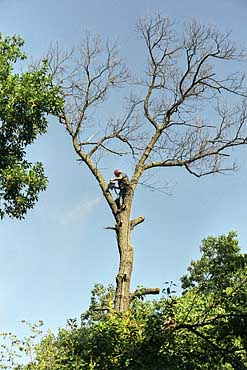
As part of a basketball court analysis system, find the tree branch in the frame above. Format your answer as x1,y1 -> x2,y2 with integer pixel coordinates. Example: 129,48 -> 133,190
130,216 -> 145,230
130,287 -> 160,299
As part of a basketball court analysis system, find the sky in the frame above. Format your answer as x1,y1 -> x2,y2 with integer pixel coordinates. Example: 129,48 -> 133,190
1,0 -> 247,339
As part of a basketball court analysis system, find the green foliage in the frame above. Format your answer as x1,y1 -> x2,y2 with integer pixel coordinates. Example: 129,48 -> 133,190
181,231 -> 247,293
1,232 -> 247,369
81,283 -> 115,324
0,33 -> 63,219
0,320 -> 44,369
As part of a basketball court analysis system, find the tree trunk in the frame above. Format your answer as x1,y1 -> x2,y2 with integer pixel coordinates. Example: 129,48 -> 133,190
112,191 -> 159,312
114,209 -> 133,312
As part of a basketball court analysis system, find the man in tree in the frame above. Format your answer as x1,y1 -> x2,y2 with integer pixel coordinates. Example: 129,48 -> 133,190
48,14 -> 247,311
107,169 -> 129,210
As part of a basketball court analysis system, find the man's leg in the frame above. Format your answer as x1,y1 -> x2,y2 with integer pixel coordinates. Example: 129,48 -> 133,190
115,197 -> 121,209
119,189 -> 126,210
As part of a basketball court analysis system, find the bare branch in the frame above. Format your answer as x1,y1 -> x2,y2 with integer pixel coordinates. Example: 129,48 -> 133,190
130,216 -> 145,230
130,287 -> 160,299
47,13 -> 247,313
51,16 -> 247,192
104,226 -> 116,231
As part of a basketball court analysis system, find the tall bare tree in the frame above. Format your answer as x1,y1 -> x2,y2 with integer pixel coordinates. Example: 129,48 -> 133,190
48,15 -> 247,311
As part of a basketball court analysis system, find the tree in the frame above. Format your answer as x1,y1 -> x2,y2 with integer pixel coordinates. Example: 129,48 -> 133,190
0,34 -> 63,219
48,14 -> 247,311
2,232 -> 247,369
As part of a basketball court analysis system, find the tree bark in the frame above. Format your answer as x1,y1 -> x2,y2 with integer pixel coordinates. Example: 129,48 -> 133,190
112,188 -> 159,312
114,208 -> 133,312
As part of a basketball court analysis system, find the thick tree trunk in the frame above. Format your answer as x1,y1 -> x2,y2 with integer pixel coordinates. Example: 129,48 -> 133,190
112,191 -> 159,312
114,209 -> 133,312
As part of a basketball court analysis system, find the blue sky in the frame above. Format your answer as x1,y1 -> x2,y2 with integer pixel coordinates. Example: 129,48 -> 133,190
1,0 -> 247,338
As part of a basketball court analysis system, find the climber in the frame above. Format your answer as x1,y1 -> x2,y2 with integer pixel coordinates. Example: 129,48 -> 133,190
107,169 -> 129,210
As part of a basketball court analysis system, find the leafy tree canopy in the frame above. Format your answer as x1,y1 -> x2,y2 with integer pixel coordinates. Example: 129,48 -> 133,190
1,232 -> 247,369
0,34 -> 63,219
